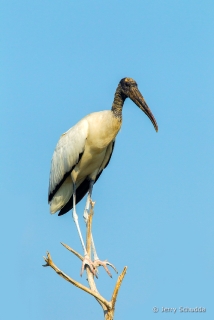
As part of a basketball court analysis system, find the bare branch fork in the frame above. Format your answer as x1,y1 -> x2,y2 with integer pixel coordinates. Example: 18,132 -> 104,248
43,203 -> 127,320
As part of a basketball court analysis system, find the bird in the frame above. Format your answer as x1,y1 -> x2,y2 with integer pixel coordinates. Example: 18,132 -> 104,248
48,77 -> 158,276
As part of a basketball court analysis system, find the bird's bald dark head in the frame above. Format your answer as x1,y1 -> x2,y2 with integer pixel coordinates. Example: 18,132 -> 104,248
119,77 -> 138,95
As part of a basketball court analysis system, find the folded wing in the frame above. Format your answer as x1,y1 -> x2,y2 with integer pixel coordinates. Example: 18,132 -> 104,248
48,119 -> 89,204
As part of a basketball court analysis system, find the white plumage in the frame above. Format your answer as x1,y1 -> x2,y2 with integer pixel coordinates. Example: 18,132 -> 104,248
48,110 -> 119,215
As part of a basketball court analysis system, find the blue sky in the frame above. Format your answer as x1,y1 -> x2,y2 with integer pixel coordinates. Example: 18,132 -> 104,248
1,1 -> 214,319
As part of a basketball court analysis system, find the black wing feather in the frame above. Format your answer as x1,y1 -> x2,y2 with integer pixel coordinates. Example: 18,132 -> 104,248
48,152 -> 84,202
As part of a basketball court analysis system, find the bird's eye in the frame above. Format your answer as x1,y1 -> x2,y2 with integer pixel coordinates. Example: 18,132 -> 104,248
125,82 -> 130,87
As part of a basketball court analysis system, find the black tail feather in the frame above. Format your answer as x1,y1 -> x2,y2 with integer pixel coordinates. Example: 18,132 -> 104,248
58,171 -> 103,216
58,179 -> 90,216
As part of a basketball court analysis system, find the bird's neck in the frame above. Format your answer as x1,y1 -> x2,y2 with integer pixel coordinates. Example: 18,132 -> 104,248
111,85 -> 127,120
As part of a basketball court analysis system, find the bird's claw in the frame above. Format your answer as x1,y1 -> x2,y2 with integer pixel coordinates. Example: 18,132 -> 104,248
80,255 -> 98,278
93,259 -> 118,278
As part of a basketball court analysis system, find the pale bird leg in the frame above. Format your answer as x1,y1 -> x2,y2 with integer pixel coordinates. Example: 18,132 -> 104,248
72,182 -> 96,277
83,181 -> 118,277
83,192 -> 99,260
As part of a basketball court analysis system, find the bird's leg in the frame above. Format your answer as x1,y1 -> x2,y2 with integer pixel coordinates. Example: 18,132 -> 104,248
83,180 -> 118,278
83,190 -> 99,261
72,183 -> 96,277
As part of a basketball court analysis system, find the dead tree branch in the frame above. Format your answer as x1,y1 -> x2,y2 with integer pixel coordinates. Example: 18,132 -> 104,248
43,202 -> 127,319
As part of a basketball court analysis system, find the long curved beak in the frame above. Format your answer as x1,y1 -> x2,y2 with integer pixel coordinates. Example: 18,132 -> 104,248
129,87 -> 158,132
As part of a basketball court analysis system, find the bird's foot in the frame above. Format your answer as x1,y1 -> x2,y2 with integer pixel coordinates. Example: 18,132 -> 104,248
93,259 -> 118,278
80,255 -> 98,278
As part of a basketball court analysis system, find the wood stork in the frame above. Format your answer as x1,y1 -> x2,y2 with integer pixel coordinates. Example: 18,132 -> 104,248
48,77 -> 158,276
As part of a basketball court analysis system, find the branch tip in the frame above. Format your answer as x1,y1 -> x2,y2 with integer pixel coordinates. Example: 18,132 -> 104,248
111,266 -> 128,309
61,242 -> 84,261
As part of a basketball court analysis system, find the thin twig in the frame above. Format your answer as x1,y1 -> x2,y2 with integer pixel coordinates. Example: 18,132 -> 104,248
61,242 -> 83,261
111,266 -> 128,309
43,252 -> 111,309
